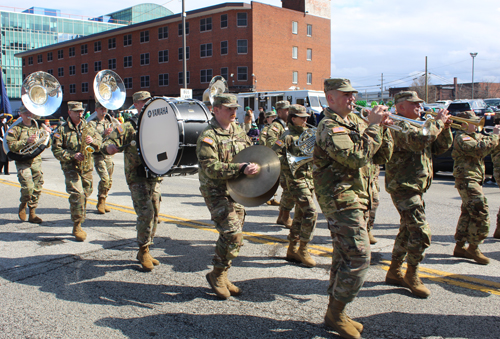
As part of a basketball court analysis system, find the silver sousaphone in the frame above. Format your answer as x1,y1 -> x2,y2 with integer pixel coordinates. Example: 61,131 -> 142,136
202,75 -> 228,106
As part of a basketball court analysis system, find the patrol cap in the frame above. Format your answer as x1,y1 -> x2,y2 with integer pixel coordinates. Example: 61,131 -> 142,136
68,101 -> 84,111
289,104 -> 310,117
324,78 -> 358,93
394,91 -> 424,104
18,105 -> 29,114
456,110 -> 480,121
265,111 -> 277,118
133,91 -> 151,102
213,93 -> 240,108
276,100 -> 290,110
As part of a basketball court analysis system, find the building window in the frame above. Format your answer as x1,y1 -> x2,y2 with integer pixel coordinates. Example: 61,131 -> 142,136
140,53 -> 150,65
178,22 -> 189,35
81,44 -> 88,55
124,77 -> 133,89
178,72 -> 190,85
220,41 -> 228,55
81,63 -> 88,74
292,71 -> 298,84
69,47 -> 75,57
237,40 -> 248,54
200,69 -> 213,83
292,46 -> 298,59
47,69 -> 53,75
94,41 -> 101,52
58,67 -> 64,77
94,61 -> 102,72
37,55 -> 42,63
200,17 -> 212,32
108,38 -> 116,49
69,65 -> 75,76
178,47 -> 190,61
124,56 -> 132,68
47,52 -> 53,61
159,50 -> 169,63
307,73 -> 312,85
108,58 -> 116,70
220,67 -> 228,81
307,24 -> 312,36
307,48 -> 312,61
28,57 -> 33,65
292,21 -> 298,34
221,14 -> 228,28
69,84 -> 76,94
158,26 -> 168,39
58,50 -> 63,59
237,13 -> 247,27
82,82 -> 89,93
159,73 -> 169,86
237,67 -> 248,81
140,31 -> 149,43
61,85 -> 64,94
141,75 -> 150,88
200,43 -> 212,58
124,34 -> 132,46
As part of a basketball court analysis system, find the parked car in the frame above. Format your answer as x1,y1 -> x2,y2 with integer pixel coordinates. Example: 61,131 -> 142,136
446,99 -> 494,125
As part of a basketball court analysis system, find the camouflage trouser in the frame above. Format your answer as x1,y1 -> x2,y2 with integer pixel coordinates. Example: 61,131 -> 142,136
326,209 -> 370,304
204,195 -> 245,269
129,180 -> 161,247
15,158 -> 43,209
494,172 -> 500,228
94,154 -> 114,198
455,180 -> 489,245
287,183 -> 317,243
367,179 -> 380,232
390,191 -> 431,266
63,169 -> 93,223
279,173 -> 295,211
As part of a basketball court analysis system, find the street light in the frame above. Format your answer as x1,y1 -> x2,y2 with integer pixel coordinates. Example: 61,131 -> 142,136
470,52 -> 477,99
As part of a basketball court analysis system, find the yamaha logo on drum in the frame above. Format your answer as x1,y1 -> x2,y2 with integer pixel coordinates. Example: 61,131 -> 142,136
147,106 -> 168,118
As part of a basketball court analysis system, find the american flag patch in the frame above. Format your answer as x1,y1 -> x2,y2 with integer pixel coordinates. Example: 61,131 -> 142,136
272,126 -> 279,132
202,137 -> 214,145
275,140 -> 284,147
462,136 -> 471,141
53,133 -> 61,139
332,126 -> 345,133
117,125 -> 124,134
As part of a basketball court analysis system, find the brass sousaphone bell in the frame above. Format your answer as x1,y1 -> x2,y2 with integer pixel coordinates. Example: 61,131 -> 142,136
202,75 -> 229,107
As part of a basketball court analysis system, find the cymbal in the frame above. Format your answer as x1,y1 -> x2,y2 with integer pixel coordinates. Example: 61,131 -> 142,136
229,179 -> 279,207
227,145 -> 281,198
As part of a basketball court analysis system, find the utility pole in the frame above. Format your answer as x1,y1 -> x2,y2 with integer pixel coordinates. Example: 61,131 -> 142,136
470,52 -> 477,99
424,56 -> 428,103
182,0 -> 187,89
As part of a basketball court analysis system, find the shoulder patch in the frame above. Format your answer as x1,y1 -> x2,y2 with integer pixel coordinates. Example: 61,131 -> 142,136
332,126 -> 346,133
53,133 -> 61,139
462,136 -> 471,141
116,125 -> 124,134
275,140 -> 284,147
202,137 -> 214,145
262,130 -> 267,135
7,129 -> 14,135
272,126 -> 280,133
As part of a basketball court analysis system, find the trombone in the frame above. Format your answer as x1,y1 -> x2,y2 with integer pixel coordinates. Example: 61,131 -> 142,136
353,104 -> 433,136
423,110 -> 485,132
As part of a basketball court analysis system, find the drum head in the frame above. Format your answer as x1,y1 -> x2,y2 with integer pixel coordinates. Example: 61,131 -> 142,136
137,98 -> 180,176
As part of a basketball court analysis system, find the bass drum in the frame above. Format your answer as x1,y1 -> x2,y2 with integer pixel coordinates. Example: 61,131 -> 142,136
136,97 -> 210,176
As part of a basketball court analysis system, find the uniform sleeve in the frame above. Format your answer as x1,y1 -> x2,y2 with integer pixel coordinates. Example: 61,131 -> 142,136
196,133 -> 240,180
101,122 -> 135,154
5,127 -> 23,152
431,125 -> 453,155
373,127 -> 394,165
492,144 -> 500,182
455,133 -> 499,159
391,119 -> 444,152
51,129 -> 75,162
265,123 -> 282,148
88,125 -> 102,152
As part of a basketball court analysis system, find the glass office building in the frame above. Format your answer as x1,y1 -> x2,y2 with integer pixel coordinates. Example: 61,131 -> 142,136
106,4 -> 173,25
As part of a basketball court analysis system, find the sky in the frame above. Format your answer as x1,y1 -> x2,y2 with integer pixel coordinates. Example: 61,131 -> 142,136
6,0 -> 500,92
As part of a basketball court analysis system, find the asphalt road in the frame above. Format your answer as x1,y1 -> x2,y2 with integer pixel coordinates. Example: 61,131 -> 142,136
0,151 -> 499,339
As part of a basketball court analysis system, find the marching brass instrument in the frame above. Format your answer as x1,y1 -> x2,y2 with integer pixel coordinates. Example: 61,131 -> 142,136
76,123 -> 95,172
286,124 -> 317,176
18,119 -> 51,155
424,110 -> 485,132
202,76 -> 229,106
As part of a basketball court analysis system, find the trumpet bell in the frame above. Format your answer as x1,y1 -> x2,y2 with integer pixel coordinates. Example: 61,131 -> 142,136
94,70 -> 126,110
21,71 -> 62,117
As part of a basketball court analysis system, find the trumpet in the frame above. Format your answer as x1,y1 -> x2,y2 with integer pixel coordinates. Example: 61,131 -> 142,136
423,110 -> 485,132
353,104 -> 432,136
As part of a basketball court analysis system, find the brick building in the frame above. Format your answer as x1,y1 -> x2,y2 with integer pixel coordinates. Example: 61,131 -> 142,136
17,0 -> 331,112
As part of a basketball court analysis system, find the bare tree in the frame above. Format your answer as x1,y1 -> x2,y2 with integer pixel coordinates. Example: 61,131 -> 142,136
409,76 -> 437,102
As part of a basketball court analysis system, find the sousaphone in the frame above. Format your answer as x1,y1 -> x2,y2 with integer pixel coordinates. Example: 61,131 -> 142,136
202,75 -> 228,107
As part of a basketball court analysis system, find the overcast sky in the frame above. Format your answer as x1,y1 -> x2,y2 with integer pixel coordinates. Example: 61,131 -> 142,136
7,0 -> 500,91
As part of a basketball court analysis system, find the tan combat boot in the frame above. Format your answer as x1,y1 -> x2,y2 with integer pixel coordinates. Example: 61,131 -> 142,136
137,245 -> 155,271
97,197 -> 106,214
385,259 -> 407,287
466,244 -> 490,265
324,298 -> 361,339
404,264 -> 431,298
285,239 -> 300,262
18,202 -> 27,221
493,224 -> 500,239
28,208 -> 42,224
136,250 -> 160,266
206,267 -> 230,299
327,296 -> 363,334
453,241 -> 468,258
280,210 -> 293,229
72,222 -> 87,242
297,241 -> 316,267
368,230 -> 378,244
222,267 -> 242,296
276,209 -> 284,224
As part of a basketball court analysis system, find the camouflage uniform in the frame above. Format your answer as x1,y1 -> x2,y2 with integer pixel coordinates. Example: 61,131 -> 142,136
490,142 -> 500,238
314,107 -> 392,303
258,124 -> 270,146
452,130 -> 499,245
88,115 -> 115,199
102,121 -> 162,246
368,164 -> 381,232
197,117 -> 252,269
385,117 -> 453,266
52,118 -> 102,224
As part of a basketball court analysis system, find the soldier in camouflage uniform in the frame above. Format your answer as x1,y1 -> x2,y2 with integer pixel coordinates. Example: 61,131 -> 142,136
6,105 -> 51,223
88,101 -> 117,214
273,104 -> 317,267
313,78 -> 392,339
104,91 -> 163,272
266,100 -> 295,228
259,110 -> 279,205
452,111 -> 500,264
52,101 -> 102,242
196,93 -> 258,300
367,164 -> 381,244
490,139 -> 500,239
385,91 -> 453,298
